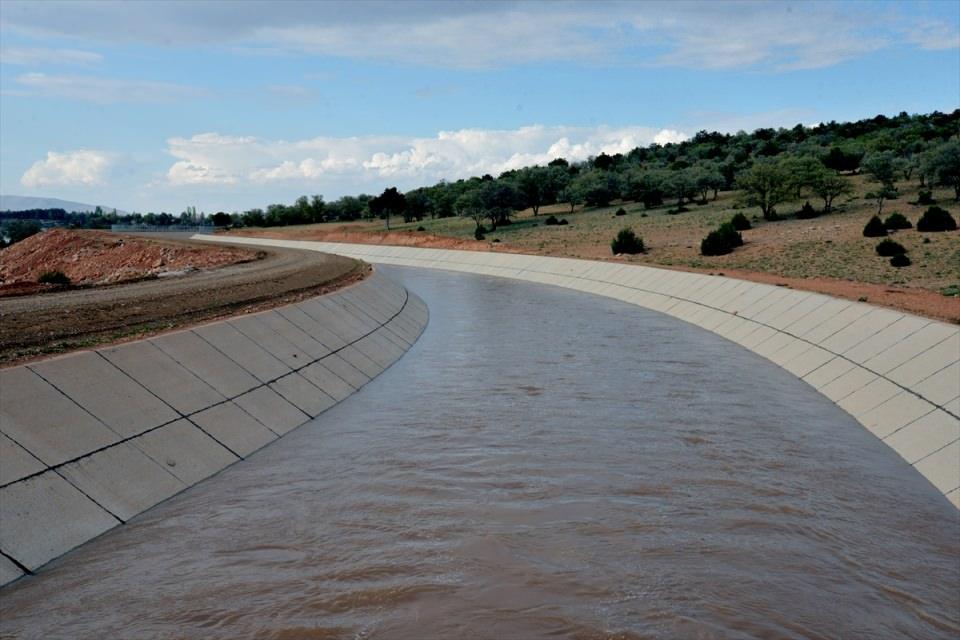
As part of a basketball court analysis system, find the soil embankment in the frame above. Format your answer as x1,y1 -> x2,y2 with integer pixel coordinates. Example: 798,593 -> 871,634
0,231 -> 366,364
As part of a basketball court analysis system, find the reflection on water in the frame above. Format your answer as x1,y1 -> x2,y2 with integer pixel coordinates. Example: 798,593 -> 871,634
1,267 -> 957,639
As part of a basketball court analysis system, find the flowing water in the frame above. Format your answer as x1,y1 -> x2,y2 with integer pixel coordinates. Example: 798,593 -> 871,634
1,267 -> 957,639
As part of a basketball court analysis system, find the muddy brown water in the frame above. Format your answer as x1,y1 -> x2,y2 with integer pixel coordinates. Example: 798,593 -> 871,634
1,267 -> 957,639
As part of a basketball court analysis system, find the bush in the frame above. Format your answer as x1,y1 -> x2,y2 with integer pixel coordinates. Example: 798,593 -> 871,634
2,220 -> 42,245
558,218 -> 569,226
883,212 -> 912,230
795,201 -> 819,219
416,226 -> 426,231
875,238 -> 906,256
611,228 -> 645,255
701,222 -> 743,256
544,215 -> 560,225
730,212 -> 751,230
915,190 -> 934,205
890,253 -> 911,267
474,226 -> 486,241
862,215 -> 888,237
916,206 -> 957,232
615,207 -> 627,216
666,206 -> 689,215
38,270 -> 71,286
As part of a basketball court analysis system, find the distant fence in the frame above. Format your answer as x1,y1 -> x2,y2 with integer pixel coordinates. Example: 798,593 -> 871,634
110,224 -> 216,234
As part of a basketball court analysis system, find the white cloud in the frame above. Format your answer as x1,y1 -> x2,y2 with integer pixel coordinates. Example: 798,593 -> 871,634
164,125 -> 690,190
1,1 -> 956,71
0,46 -> 102,66
21,150 -> 111,188
15,72 -> 208,103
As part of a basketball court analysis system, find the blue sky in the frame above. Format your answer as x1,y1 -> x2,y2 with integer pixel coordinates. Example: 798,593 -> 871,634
1,0 -> 958,213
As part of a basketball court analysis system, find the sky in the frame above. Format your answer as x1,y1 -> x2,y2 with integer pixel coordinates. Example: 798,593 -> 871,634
0,0 -> 958,214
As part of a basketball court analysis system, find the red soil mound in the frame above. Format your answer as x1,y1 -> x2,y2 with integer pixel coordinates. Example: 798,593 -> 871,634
0,229 -> 256,294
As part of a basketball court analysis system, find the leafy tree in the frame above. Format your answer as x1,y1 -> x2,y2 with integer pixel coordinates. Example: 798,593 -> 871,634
368,187 -> 407,230
477,180 -> 520,229
737,161 -> 791,220
691,163 -> 725,202
404,188 -> 430,222
2,219 -> 42,245
211,211 -> 231,227
822,144 -> 865,173
456,189 -> 486,230
781,155 -> 825,198
810,170 -> 852,213
862,151 -> 900,191
559,181 -> 584,213
571,170 -> 620,208
515,166 -> 567,215
666,168 -> 698,208
925,140 -> 960,200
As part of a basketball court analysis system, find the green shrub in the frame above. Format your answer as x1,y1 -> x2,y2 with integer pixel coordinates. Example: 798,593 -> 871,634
795,201 -> 818,219
730,212 -> 751,230
615,207 -> 627,216
701,222 -> 743,256
611,228 -> 645,255
544,215 -> 560,225
474,226 -> 486,241
862,215 -> 888,237
38,270 -> 71,285
883,212 -> 911,230
416,225 -> 426,231
875,238 -> 906,256
558,218 -> 569,226
890,253 -> 911,268
916,206 -> 957,232
915,190 -> 934,205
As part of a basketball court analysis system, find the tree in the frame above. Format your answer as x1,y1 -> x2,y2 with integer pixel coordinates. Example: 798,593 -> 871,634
477,180 -> 520,229
925,140 -> 960,200
691,163 -> 725,202
810,170 -> 852,213
571,170 -> 620,208
211,211 -> 231,227
456,189 -> 486,230
559,181 -> 584,213
737,161 -> 791,220
822,144 -> 865,173
2,219 -> 42,245
368,187 -> 407,230
862,151 -> 900,190
666,168 -> 698,208
781,155 -> 825,198
514,166 -> 567,215
404,188 -> 430,222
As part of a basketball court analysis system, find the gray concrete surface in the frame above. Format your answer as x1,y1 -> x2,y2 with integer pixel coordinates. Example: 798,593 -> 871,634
0,271 -> 427,586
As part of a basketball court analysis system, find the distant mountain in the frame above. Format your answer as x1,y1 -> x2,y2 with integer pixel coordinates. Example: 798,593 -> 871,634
0,195 -> 128,215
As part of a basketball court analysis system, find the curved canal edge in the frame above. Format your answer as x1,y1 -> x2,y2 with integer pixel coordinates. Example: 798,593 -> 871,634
0,269 -> 428,587
197,236 -> 959,510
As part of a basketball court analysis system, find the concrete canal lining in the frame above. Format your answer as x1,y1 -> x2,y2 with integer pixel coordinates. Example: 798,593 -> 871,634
0,270 -> 428,587
197,236 -> 959,510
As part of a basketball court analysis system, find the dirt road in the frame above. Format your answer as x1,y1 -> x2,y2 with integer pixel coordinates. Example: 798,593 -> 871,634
0,237 -> 366,365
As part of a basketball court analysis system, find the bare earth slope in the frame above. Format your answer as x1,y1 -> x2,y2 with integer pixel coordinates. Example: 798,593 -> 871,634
0,231 -> 366,364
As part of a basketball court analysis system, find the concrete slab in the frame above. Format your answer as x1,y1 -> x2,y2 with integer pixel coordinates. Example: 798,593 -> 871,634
257,311 -> 331,360
802,357 -> 857,390
233,386 -> 309,436
0,433 -> 46,486
228,314 -> 310,369
190,402 -> 278,458
0,554 -> 24,587
840,315 -> 930,365
836,376 -> 903,417
886,338 -> 959,388
353,334 -> 403,368
337,345 -> 385,379
277,305 -> 348,350
913,362 -> 960,407
319,298 -> 379,335
100,341 -> 224,416
801,304 -> 873,344
1,366 -> 119,466
859,393 -> 937,439
819,308 -> 903,355
59,442 -> 185,521
781,345 -> 834,378
318,353 -> 371,389
914,439 -> 960,495
861,324 -> 958,374
132,419 -> 239,486
299,361 -> 357,401
151,330 -> 260,398
885,410 -> 959,464
29,351 -> 178,438
193,321 -> 291,383
298,299 -> 364,343
270,373 -> 336,417
782,298 -> 851,337
947,488 -> 960,509
0,471 -> 119,571
818,367 -> 877,403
